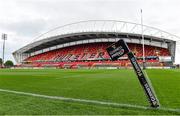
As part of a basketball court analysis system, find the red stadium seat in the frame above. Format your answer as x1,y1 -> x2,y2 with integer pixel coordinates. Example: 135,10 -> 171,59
24,42 -> 170,67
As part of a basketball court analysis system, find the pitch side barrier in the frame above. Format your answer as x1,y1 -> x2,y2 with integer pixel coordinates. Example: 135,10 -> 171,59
106,39 -> 160,108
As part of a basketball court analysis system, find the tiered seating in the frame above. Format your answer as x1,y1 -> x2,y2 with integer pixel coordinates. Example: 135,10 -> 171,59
24,42 -> 171,68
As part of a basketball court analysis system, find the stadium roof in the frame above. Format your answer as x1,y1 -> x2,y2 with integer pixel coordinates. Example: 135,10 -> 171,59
14,20 -> 180,54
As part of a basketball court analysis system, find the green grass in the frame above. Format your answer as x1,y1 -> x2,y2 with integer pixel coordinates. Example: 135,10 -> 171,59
0,69 -> 180,114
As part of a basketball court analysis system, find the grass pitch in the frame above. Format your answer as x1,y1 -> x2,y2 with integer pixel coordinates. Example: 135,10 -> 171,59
0,69 -> 180,114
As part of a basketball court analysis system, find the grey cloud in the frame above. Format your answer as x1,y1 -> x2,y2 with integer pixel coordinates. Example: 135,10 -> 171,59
0,19 -> 47,37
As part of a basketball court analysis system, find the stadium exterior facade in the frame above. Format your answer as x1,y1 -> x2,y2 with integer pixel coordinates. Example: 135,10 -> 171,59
13,20 -> 179,67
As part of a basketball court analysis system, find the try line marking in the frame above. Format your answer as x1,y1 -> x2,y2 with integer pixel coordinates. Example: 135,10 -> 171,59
0,88 -> 179,113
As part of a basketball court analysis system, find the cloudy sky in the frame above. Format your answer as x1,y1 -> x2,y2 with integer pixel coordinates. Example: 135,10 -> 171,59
0,0 -> 180,63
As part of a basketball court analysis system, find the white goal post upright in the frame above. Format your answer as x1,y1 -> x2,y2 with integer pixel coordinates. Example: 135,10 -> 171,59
141,9 -> 146,69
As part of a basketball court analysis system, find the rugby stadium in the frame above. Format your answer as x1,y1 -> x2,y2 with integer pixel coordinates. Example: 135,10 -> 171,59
1,20 -> 180,115
12,20 -> 179,68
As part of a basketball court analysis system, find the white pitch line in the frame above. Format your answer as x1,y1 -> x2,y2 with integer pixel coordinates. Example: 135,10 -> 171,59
0,88 -> 179,113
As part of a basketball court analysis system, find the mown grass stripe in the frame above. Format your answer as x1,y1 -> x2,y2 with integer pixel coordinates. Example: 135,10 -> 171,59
0,88 -> 179,113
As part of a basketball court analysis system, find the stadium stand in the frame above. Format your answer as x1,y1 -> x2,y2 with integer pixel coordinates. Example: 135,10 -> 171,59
22,42 -> 170,68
